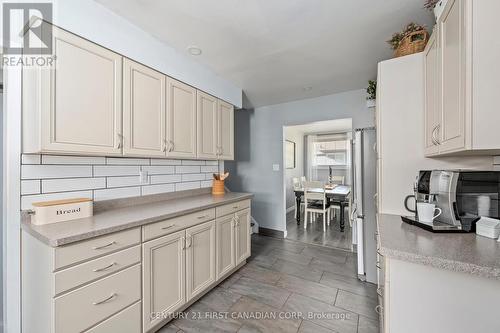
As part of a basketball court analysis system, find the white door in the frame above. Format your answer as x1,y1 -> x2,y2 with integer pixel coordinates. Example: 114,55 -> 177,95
217,100 -> 234,160
197,91 -> 218,159
185,221 -> 216,301
123,59 -> 166,157
142,231 -> 185,332
39,27 -> 123,155
166,78 -> 197,158
216,214 -> 236,280
424,31 -> 441,156
235,209 -> 251,265
439,0 -> 466,153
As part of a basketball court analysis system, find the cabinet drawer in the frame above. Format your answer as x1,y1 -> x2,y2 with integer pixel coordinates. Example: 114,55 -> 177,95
54,228 -> 140,270
216,200 -> 250,218
142,208 -> 215,241
85,301 -> 141,333
55,245 -> 141,295
54,264 -> 141,333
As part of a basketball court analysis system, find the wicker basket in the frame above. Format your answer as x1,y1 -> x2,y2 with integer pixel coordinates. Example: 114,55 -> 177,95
212,179 -> 225,195
394,30 -> 429,58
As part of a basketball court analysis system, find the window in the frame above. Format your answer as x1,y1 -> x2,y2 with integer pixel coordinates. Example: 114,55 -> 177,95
312,140 -> 348,167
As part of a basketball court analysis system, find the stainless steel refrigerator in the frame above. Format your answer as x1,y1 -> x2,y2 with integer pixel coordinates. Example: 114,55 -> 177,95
351,127 -> 377,283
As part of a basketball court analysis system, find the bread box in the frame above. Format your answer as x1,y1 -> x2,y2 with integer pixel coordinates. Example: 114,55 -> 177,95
31,198 -> 93,225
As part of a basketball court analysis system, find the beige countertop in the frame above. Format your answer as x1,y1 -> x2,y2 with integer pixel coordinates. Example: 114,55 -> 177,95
22,191 -> 253,247
377,214 -> 500,280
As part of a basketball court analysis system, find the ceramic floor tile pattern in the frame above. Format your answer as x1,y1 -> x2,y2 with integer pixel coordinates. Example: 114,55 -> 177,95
158,234 -> 379,333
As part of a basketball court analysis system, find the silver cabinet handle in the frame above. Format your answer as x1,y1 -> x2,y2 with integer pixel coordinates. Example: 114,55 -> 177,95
436,124 -> 441,144
197,215 -> 209,219
186,235 -> 192,248
161,224 -> 175,230
375,305 -> 382,314
93,293 -> 117,305
181,236 -> 185,250
92,241 -> 116,250
162,139 -> 167,153
92,262 -> 116,272
169,140 -> 175,152
116,133 -> 123,149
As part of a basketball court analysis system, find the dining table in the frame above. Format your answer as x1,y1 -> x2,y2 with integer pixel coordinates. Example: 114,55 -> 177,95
293,185 -> 351,232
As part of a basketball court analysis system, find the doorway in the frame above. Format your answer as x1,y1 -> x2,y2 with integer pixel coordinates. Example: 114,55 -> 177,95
283,118 -> 354,251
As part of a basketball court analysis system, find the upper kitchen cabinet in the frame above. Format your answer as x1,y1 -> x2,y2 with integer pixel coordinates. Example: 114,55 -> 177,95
218,100 -> 234,160
424,0 -> 500,156
166,78 -> 197,159
197,91 -> 218,159
123,59 -> 166,157
423,30 -> 440,156
23,25 -> 123,156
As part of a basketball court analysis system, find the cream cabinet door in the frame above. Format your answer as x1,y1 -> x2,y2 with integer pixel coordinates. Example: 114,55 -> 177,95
166,78 -> 197,158
424,31 -> 441,156
123,59 -> 166,157
185,220 -> 216,301
197,91 -> 218,159
29,26 -> 122,155
235,209 -> 251,265
218,100 -> 234,160
142,230 -> 185,332
439,0 -> 466,153
216,215 -> 236,280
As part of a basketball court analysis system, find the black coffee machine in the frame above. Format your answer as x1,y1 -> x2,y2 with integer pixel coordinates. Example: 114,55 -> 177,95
403,170 -> 500,232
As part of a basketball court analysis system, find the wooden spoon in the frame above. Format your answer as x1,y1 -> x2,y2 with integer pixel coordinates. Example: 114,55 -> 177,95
213,173 -> 220,180
221,172 -> 229,180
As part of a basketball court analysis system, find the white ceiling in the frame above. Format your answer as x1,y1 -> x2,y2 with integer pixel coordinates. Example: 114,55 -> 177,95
286,118 -> 352,135
96,0 -> 433,108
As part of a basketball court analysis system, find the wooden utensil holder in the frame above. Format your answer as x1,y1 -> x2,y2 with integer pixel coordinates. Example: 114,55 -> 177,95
212,179 -> 225,195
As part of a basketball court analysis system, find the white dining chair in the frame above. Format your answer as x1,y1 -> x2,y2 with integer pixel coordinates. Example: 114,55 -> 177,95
303,181 -> 331,232
292,177 -> 305,217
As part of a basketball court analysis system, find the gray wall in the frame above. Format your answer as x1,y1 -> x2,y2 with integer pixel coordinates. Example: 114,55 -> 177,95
284,127 -> 304,210
226,89 -> 374,232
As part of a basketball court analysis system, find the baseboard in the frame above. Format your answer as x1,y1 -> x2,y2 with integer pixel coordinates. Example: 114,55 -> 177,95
258,227 -> 285,239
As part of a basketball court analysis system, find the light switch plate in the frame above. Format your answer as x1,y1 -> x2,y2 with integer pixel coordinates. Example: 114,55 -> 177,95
139,170 -> 148,184
272,164 -> 280,171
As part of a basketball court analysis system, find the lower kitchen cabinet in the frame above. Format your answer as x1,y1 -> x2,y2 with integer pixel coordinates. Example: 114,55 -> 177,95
235,208 -> 251,264
142,230 -> 186,332
216,214 -> 236,280
185,221 -> 216,301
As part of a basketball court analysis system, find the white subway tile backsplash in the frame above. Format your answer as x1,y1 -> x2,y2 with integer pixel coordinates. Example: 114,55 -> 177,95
20,155 -> 222,208
175,181 -> 201,191
21,180 -> 41,195
181,160 -> 206,166
21,191 -> 93,210
22,154 -> 41,164
201,165 -> 219,173
22,165 -> 93,179
201,180 -> 213,188
142,183 -> 175,196
107,176 -> 145,188
175,166 -> 201,174
150,174 -> 182,184
181,173 -> 206,182
142,166 -> 175,175
94,187 -> 141,201
106,157 -> 150,165
42,177 -> 106,193
42,155 -> 106,165
151,159 -> 182,165
93,165 -> 140,177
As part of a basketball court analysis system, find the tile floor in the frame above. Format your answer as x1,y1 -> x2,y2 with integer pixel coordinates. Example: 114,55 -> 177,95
286,210 -> 353,250
158,234 -> 379,333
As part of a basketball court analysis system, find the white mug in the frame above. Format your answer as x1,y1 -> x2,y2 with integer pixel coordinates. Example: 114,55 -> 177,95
417,202 -> 442,223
